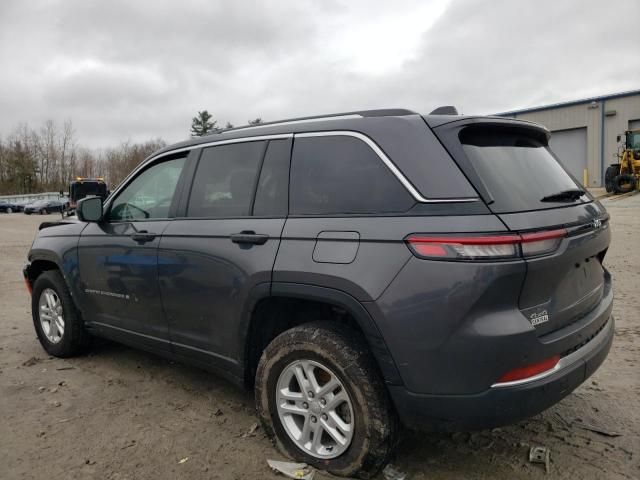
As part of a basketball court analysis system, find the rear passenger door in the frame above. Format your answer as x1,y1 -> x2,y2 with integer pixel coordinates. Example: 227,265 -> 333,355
273,133 -> 415,301
158,137 -> 291,373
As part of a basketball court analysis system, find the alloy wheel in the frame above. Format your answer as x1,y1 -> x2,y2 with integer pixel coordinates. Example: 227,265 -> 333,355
38,288 -> 65,343
276,359 -> 354,459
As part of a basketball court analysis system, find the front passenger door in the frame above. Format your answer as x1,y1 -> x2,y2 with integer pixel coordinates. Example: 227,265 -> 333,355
77,154 -> 188,350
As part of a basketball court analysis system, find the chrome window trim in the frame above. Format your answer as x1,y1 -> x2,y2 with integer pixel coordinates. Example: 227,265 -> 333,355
221,115 -> 363,134
106,134 -> 292,204
490,317 -> 613,388
294,131 -> 479,204
151,133 -> 293,160
110,131 -> 480,205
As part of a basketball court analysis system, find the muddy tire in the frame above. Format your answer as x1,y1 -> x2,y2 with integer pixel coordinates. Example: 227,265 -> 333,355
255,322 -> 398,479
613,174 -> 637,194
31,270 -> 89,357
604,164 -> 620,193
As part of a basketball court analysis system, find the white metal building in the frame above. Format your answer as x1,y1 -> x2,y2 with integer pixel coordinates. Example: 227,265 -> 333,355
498,89 -> 640,187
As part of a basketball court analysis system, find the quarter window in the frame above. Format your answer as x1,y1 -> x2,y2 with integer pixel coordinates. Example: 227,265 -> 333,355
187,141 -> 265,217
290,136 -> 414,215
108,156 -> 186,221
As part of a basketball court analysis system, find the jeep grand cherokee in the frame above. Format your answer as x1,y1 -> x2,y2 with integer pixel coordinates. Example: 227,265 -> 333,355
24,109 -> 613,478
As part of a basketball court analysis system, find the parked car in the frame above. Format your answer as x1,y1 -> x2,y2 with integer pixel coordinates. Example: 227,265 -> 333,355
12,201 -> 28,212
0,200 -> 18,213
23,109 -> 613,478
23,200 -> 64,215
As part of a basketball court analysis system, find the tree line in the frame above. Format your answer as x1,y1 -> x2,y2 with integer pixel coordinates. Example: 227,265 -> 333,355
0,119 -> 165,195
0,111 -> 263,196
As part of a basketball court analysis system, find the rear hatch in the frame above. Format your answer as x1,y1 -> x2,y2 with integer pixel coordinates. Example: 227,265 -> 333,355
430,118 -> 610,336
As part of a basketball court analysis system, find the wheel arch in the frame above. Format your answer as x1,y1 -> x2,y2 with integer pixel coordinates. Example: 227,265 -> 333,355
24,254 -> 63,288
25,249 -> 83,309
240,282 -> 403,388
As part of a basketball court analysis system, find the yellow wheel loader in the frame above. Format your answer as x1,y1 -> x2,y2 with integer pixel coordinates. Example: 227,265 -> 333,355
605,129 -> 640,194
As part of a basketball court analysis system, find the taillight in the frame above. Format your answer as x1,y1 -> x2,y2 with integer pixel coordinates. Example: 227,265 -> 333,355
406,228 -> 566,261
520,229 -> 566,257
495,355 -> 560,384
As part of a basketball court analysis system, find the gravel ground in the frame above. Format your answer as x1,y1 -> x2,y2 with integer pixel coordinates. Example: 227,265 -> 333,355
0,197 -> 638,480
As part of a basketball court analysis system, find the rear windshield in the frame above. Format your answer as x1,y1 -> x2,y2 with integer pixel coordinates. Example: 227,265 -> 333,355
71,181 -> 107,200
460,127 -> 587,213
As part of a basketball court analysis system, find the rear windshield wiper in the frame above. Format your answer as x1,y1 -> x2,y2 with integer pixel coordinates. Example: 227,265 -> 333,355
540,189 -> 586,202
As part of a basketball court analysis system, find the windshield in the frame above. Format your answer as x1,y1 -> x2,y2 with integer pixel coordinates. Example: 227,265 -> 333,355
460,127 -> 587,213
627,131 -> 640,150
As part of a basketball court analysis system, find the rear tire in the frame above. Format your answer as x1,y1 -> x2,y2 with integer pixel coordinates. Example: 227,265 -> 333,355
255,322 -> 398,479
604,164 -> 620,193
613,174 -> 637,194
31,270 -> 89,357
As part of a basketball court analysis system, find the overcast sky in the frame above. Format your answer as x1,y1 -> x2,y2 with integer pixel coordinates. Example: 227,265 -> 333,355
1,0 -> 638,148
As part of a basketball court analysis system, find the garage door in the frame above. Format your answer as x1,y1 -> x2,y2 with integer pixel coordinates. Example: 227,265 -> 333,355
549,128 -> 588,184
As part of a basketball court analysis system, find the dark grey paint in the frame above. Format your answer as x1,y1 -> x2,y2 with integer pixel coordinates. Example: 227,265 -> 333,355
77,220 -> 172,350
312,231 -> 360,264
158,217 -> 285,368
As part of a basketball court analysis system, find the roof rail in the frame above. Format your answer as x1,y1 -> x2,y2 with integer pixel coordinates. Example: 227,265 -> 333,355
429,106 -> 459,115
220,108 -> 418,134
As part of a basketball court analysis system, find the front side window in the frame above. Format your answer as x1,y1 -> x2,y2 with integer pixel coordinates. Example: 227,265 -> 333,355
187,141 -> 265,217
108,156 -> 186,221
290,136 -> 414,215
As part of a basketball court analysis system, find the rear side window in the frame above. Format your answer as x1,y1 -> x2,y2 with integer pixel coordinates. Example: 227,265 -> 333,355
253,140 -> 290,216
290,136 -> 414,215
188,141 -> 265,217
460,127 -> 585,213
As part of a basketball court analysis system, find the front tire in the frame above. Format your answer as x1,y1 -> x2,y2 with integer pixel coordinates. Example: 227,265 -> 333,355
255,322 -> 398,479
31,270 -> 89,357
6,207 -> 12,213
613,174 -> 637,194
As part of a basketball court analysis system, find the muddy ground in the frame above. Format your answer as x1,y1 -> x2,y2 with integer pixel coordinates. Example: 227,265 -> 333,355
0,196 -> 638,480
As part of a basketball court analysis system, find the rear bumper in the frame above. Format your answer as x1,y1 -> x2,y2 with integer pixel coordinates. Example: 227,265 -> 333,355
388,315 -> 614,431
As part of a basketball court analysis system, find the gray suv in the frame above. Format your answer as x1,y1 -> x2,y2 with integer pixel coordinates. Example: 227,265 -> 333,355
24,109 -> 613,478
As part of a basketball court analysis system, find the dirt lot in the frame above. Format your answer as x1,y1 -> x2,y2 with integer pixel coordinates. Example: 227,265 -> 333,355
1,198 -> 638,480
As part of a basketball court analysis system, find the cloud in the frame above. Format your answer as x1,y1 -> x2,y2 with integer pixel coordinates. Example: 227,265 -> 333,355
0,0 -> 637,147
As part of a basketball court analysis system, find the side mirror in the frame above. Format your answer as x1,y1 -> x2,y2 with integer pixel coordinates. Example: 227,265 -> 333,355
77,196 -> 103,222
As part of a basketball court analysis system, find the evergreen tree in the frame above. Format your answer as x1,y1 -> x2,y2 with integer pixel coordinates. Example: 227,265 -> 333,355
190,110 -> 217,136
248,117 -> 263,125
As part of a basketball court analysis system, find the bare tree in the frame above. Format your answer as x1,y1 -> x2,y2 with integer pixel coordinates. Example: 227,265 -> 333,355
0,118 -> 166,195
58,119 -> 77,188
